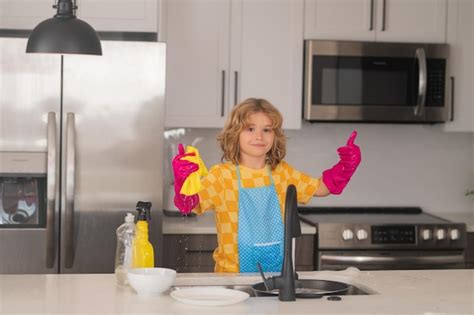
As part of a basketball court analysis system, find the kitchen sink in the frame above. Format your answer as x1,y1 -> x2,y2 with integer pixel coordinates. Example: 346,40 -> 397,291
171,283 -> 371,298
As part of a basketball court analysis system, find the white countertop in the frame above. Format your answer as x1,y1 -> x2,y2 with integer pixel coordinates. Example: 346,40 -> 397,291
0,269 -> 472,314
163,211 -> 317,235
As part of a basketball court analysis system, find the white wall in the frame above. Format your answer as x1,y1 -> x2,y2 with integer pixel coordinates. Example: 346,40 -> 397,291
165,123 -> 474,214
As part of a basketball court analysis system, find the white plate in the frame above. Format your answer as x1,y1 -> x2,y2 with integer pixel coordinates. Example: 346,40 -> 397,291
170,287 -> 250,306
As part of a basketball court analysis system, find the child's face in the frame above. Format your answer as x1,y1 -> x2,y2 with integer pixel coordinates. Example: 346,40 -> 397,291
239,112 -> 274,163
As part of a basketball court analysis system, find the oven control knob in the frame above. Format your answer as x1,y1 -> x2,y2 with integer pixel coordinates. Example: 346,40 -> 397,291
356,229 -> 368,240
342,229 -> 354,241
450,229 -> 460,240
436,229 -> 446,240
421,229 -> 432,241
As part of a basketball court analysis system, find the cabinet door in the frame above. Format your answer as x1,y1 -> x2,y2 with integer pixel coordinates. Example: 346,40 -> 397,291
0,0 -> 158,32
234,0 -> 304,129
444,0 -> 473,132
375,0 -> 447,43
77,0 -> 159,32
162,235 -> 216,272
0,0 -> 51,30
164,0 -> 231,128
304,0 -> 376,41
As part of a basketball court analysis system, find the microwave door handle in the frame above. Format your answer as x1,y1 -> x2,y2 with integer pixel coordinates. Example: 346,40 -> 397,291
46,112 -> 57,268
414,48 -> 427,117
64,113 -> 76,268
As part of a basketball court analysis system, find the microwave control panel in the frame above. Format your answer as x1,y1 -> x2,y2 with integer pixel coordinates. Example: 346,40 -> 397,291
426,59 -> 446,107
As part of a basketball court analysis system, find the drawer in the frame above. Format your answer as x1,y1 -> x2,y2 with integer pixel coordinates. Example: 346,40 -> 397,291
162,234 -> 315,272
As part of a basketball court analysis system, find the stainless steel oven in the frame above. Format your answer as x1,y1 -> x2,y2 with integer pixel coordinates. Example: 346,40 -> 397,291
299,207 -> 466,270
304,40 -> 451,123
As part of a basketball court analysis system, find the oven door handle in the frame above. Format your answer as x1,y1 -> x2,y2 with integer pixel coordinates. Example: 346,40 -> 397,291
414,47 -> 427,117
321,254 -> 465,265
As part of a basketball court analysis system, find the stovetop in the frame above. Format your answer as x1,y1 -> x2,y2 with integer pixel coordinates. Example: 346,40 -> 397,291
298,207 -> 467,251
298,207 -> 451,225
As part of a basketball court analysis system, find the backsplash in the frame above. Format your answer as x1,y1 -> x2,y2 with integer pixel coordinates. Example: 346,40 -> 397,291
164,122 -> 473,214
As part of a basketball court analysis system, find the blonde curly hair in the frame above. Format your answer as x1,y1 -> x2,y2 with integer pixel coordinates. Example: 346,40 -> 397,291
217,98 -> 286,169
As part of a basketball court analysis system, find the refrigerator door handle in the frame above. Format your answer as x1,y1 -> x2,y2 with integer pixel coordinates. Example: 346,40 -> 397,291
46,112 -> 57,268
64,113 -> 76,268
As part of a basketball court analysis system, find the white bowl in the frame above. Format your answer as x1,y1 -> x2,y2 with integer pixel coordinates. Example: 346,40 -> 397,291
127,268 -> 177,295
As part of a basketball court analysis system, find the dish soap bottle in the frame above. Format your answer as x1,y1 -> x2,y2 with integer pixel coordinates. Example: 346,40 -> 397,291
132,201 -> 154,268
115,212 -> 136,286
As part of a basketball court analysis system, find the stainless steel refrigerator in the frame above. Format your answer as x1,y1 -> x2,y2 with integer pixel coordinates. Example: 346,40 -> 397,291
0,37 -> 165,274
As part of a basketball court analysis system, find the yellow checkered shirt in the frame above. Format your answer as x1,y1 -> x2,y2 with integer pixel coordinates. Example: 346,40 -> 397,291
195,161 -> 320,273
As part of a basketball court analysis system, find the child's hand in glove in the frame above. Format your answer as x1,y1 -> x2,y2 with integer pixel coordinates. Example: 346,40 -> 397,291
172,144 -> 200,214
172,144 -> 208,214
322,131 -> 361,195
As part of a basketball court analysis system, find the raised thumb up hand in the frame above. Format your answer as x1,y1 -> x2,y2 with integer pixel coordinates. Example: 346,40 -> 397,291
322,131 -> 362,195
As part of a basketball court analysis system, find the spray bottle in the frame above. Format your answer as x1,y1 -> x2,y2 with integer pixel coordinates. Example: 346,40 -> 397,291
132,201 -> 154,268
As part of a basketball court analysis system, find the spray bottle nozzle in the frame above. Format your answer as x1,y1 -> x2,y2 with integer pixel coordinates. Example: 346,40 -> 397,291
136,201 -> 152,221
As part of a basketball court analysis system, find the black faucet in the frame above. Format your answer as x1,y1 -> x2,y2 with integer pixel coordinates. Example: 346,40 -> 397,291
260,184 -> 301,301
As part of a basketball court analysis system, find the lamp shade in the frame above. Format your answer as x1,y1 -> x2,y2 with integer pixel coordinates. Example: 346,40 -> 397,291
26,0 -> 102,55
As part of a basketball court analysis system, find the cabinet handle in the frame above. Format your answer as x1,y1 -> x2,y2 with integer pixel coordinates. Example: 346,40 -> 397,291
185,248 -> 214,253
234,71 -> 238,106
369,0 -> 374,31
450,76 -> 455,121
221,70 -> 225,117
381,0 -> 386,31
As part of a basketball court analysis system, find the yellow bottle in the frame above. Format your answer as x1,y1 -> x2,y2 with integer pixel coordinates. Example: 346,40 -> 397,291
132,201 -> 154,268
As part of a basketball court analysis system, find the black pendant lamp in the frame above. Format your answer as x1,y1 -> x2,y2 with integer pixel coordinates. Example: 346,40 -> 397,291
26,0 -> 102,55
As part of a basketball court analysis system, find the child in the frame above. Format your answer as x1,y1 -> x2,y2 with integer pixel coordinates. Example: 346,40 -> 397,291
172,98 -> 361,273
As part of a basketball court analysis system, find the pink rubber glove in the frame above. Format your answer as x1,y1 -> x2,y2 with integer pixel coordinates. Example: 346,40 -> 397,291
172,144 -> 200,214
322,131 -> 361,195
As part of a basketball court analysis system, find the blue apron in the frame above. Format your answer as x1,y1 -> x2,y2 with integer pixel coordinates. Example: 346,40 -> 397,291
237,165 -> 284,273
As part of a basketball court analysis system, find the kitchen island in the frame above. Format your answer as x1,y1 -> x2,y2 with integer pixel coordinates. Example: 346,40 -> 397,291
0,269 -> 472,314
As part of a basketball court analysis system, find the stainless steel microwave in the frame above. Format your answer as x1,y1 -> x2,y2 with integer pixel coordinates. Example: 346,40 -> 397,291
304,40 -> 451,123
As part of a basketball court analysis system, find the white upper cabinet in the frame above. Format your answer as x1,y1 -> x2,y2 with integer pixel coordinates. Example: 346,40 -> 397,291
77,0 -> 159,32
232,0 -> 303,129
164,0 -> 304,129
375,0 -> 447,43
305,0 -> 448,43
0,0 -> 51,30
163,0 -> 231,128
304,0 -> 376,41
443,0 -> 473,133
0,0 -> 159,32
